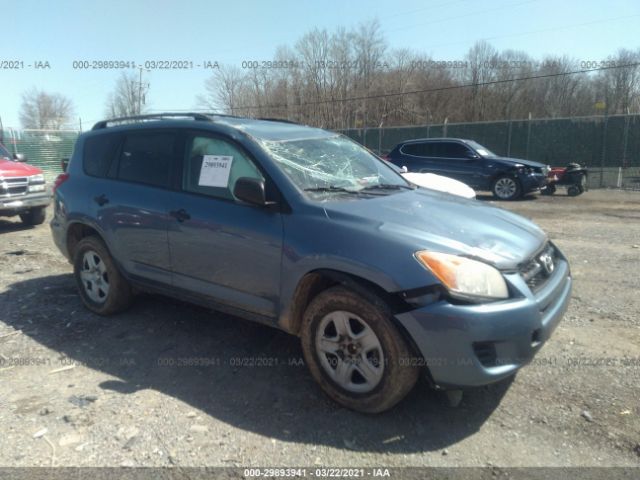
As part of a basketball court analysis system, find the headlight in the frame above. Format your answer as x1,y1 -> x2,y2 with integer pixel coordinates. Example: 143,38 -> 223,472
29,174 -> 45,184
414,251 -> 509,302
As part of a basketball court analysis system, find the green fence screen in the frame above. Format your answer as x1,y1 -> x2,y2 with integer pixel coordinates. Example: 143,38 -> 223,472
340,114 -> 640,189
2,113 -> 639,188
1,129 -> 79,182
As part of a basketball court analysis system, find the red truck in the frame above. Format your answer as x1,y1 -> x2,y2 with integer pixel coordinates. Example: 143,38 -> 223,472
0,141 -> 51,225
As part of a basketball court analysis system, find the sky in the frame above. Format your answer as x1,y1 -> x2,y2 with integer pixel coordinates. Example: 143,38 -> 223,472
1,0 -> 639,129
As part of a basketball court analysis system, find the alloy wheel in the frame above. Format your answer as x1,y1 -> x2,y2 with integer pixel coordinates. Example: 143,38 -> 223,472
315,310 -> 385,393
79,250 -> 110,303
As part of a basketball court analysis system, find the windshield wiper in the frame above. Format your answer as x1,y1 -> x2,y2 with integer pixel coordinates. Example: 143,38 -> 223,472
361,183 -> 416,191
304,186 -> 362,194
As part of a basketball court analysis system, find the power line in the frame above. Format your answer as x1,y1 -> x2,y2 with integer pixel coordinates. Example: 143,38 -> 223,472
224,61 -> 640,112
424,12 -> 640,50
390,0 -> 540,33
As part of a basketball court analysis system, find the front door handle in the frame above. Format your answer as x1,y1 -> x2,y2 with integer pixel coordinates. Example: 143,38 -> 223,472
169,208 -> 191,222
94,194 -> 109,206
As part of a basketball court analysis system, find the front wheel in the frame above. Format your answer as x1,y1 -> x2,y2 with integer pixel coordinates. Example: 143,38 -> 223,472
19,207 -> 46,226
73,236 -> 133,315
541,184 -> 556,196
300,286 -> 419,413
492,176 -> 522,200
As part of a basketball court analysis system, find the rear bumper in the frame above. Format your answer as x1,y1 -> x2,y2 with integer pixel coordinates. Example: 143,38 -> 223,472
50,215 -> 69,260
0,191 -> 51,215
395,256 -> 571,388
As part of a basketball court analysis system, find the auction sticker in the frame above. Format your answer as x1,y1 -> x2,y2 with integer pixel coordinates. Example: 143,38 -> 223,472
198,155 -> 233,187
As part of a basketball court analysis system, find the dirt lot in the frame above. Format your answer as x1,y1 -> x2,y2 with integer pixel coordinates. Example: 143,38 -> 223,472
0,189 -> 638,469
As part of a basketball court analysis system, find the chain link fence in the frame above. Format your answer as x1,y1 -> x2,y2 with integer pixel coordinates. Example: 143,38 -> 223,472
1,129 -> 79,182
341,113 -> 640,190
2,113 -> 639,189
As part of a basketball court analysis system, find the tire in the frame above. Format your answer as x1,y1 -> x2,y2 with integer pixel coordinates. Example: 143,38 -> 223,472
300,286 -> 419,413
73,236 -> 133,315
19,207 -> 46,226
541,184 -> 556,196
492,176 -> 522,200
567,185 -> 581,197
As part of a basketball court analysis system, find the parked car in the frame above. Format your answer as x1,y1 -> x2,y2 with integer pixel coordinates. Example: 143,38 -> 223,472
375,148 -> 476,199
386,138 -> 550,200
0,141 -> 51,225
51,113 -> 572,413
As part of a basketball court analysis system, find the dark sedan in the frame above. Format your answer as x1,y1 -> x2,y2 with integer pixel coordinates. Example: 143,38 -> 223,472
386,138 -> 550,200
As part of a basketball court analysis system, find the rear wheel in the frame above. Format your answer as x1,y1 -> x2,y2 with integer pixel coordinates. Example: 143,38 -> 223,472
19,207 -> 46,226
300,286 -> 419,413
567,185 -> 581,196
492,176 -> 522,200
73,236 -> 133,315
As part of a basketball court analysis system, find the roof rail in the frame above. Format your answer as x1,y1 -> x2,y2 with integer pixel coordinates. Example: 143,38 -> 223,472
256,117 -> 300,125
92,112 -> 213,130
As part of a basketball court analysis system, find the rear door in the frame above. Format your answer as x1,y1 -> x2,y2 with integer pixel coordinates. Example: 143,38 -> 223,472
166,132 -> 283,319
89,129 -> 179,285
398,142 -> 438,172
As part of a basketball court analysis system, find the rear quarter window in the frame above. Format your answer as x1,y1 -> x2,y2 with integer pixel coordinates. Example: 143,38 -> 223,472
83,134 -> 122,177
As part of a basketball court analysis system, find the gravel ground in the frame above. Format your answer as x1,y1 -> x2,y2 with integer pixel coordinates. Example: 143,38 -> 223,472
0,189 -> 638,469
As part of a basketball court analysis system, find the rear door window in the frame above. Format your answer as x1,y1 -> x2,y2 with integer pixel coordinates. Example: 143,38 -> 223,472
117,132 -> 178,188
401,142 -> 434,157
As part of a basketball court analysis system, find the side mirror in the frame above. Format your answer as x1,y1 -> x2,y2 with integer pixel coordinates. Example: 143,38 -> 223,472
13,153 -> 27,162
61,158 -> 69,172
465,151 -> 480,160
400,165 -> 408,173
234,177 -> 273,206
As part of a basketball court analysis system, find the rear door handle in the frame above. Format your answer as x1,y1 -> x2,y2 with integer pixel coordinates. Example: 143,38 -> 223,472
169,208 -> 191,222
94,194 -> 109,206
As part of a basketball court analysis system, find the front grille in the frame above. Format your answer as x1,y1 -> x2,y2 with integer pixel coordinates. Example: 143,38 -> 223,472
520,243 -> 557,292
0,177 -> 28,198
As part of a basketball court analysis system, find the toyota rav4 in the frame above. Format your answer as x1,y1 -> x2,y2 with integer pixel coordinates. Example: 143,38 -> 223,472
50,113 -> 572,413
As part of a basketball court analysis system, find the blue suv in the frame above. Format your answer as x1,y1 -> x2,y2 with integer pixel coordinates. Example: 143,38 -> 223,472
386,138 -> 550,200
51,114 -> 571,413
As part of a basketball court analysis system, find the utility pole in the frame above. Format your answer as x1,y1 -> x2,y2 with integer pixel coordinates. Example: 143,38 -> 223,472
132,68 -> 150,114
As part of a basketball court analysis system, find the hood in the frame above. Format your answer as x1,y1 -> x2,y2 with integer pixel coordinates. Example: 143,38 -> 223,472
322,189 -> 547,269
0,158 -> 42,177
490,156 -> 547,168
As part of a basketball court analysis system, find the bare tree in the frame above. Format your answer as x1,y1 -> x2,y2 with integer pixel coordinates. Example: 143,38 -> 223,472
19,88 -> 74,129
196,20 -> 637,128
595,48 -> 640,114
105,72 -> 148,117
198,65 -> 246,114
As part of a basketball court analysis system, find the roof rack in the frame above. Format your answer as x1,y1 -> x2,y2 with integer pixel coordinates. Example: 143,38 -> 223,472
92,112 -> 213,130
256,117 -> 300,125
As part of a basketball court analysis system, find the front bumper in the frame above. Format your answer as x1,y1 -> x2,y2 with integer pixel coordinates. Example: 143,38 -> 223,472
0,191 -> 52,214
395,255 -> 571,388
520,173 -> 548,192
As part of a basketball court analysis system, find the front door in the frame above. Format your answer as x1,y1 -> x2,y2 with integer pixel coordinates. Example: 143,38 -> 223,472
167,133 -> 283,318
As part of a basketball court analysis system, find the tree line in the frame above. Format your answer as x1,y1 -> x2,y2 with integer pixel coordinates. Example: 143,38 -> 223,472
16,19 -> 640,130
199,20 -> 640,129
